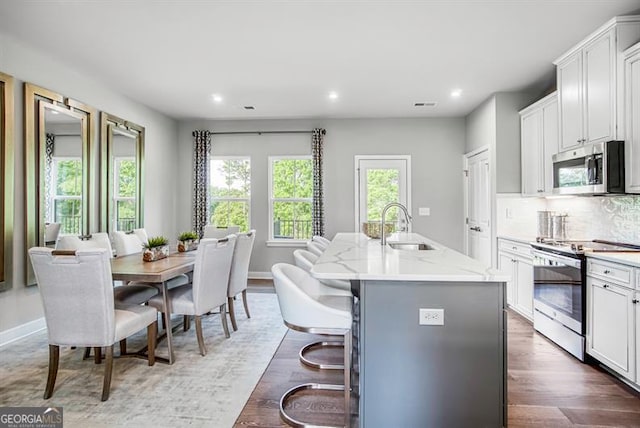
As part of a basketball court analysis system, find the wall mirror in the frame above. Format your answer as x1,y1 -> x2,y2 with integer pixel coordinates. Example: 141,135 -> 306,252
100,113 -> 144,233
0,72 -> 15,292
25,83 -> 95,284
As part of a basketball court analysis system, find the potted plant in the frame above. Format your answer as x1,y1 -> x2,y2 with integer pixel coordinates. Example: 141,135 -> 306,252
142,236 -> 169,262
177,231 -> 199,252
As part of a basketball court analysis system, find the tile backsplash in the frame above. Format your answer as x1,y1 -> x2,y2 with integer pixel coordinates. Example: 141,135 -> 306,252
497,194 -> 640,244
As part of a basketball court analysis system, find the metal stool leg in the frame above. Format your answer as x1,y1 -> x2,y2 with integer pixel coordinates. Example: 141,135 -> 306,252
299,339 -> 344,370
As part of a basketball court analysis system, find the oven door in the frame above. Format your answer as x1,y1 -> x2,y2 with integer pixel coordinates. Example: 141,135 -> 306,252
532,250 -> 584,334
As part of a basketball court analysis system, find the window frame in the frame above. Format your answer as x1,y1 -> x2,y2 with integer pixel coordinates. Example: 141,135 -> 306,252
50,156 -> 83,235
209,155 -> 252,231
267,155 -> 313,246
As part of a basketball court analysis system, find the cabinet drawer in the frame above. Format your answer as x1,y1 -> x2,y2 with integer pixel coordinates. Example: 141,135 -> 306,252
498,239 -> 532,258
587,259 -> 634,288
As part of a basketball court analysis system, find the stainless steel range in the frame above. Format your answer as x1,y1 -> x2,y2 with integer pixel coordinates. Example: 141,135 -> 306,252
530,239 -> 640,361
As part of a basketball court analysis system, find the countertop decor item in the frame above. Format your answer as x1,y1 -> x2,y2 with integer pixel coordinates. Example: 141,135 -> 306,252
177,231 -> 199,252
143,236 -> 169,262
362,222 -> 394,239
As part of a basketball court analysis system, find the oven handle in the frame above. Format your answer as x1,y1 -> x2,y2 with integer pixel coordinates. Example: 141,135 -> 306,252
532,250 -> 582,269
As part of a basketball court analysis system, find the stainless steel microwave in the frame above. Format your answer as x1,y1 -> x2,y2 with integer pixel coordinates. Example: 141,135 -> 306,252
552,141 -> 625,195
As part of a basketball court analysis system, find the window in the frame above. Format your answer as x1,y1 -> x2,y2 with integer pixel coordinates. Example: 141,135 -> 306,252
50,157 -> 82,235
113,157 -> 137,232
210,157 -> 251,232
269,156 -> 313,241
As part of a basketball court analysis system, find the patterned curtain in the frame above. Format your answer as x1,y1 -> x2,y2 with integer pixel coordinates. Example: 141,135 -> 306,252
311,128 -> 326,237
44,134 -> 55,222
192,130 -> 212,238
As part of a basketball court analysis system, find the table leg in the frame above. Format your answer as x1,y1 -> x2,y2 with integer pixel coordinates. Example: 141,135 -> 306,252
161,280 -> 175,364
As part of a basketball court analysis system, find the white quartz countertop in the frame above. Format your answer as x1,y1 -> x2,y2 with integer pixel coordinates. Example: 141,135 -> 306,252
310,232 -> 509,282
585,252 -> 640,268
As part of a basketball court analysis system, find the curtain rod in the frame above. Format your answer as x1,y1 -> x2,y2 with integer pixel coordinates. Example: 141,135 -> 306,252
207,129 -> 326,136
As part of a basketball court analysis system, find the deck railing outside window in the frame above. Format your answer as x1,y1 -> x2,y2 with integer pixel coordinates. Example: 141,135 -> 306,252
273,219 -> 312,240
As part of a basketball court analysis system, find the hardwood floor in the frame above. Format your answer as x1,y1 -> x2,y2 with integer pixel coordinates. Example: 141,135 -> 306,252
236,288 -> 640,427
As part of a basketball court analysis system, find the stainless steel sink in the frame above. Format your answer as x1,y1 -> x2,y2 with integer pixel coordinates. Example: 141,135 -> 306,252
387,242 -> 435,251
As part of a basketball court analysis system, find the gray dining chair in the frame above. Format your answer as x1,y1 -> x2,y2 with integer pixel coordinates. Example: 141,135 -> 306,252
203,225 -> 240,239
227,230 -> 256,331
148,237 -> 237,356
28,247 -> 158,401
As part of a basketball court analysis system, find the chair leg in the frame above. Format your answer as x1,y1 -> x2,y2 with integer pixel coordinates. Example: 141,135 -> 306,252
119,339 -> 127,355
161,312 -> 166,331
147,321 -> 157,366
242,289 -> 251,318
94,347 -> 102,364
183,315 -> 191,332
220,304 -> 230,338
44,345 -> 59,399
228,297 -> 238,331
83,347 -> 91,360
101,345 -> 114,401
195,315 -> 207,356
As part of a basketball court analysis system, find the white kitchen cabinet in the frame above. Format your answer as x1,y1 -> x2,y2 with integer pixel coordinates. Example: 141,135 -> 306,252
554,16 -> 640,151
519,92 -> 558,196
624,41 -> 640,194
498,238 -> 533,320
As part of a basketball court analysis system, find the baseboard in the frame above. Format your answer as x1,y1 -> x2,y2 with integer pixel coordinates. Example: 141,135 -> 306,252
0,317 -> 46,348
249,271 -> 272,280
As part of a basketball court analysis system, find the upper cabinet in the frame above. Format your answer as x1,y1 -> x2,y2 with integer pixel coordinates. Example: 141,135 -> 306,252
624,41 -> 640,194
520,92 -> 558,196
554,16 -> 640,151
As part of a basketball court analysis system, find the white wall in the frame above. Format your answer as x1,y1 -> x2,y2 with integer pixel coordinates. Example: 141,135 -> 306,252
177,118 -> 466,274
0,34 -> 178,336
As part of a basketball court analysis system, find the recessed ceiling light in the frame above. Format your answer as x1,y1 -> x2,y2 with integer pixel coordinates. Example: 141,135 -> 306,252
244,106 -> 255,110
212,94 -> 223,103
414,102 -> 437,107
451,89 -> 462,98
328,91 -> 339,100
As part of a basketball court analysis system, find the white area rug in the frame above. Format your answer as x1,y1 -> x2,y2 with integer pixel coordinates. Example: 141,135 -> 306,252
0,292 -> 287,428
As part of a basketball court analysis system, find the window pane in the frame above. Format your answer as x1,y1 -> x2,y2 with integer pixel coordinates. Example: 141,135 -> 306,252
116,159 -> 137,198
273,201 -> 312,240
211,159 -> 251,198
210,200 -> 250,232
366,169 -> 399,222
56,159 -> 82,196
116,200 -> 136,232
273,159 -> 312,199
54,199 -> 81,235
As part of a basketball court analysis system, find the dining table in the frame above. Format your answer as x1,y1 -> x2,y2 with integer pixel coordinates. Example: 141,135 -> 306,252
110,251 -> 196,364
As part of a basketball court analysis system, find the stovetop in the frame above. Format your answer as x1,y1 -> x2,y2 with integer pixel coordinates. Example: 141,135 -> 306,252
531,239 -> 640,256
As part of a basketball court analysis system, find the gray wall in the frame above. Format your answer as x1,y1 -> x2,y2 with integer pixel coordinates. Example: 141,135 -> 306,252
0,34 -> 179,334
177,118 -> 466,274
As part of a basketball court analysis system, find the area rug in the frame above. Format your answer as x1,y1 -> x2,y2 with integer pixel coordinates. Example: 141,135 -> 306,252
0,292 -> 287,428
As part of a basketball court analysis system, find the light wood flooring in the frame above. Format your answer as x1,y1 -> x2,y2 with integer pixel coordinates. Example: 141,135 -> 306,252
236,287 -> 640,427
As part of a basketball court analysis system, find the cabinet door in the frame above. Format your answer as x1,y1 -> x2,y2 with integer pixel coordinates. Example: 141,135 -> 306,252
558,52 -> 583,150
515,256 -> 534,319
588,278 -> 635,380
625,46 -> 640,193
521,111 -> 543,196
584,30 -> 615,144
542,99 -> 559,193
498,252 -> 515,306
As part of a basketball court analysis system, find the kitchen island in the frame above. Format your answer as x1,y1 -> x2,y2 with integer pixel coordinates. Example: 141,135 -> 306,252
311,232 -> 509,428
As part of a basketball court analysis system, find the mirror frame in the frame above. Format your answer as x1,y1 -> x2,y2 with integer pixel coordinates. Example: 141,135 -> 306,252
0,72 -> 15,292
25,83 -> 96,284
100,112 -> 145,233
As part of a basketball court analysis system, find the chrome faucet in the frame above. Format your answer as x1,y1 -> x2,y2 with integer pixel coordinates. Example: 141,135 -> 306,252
380,202 -> 412,246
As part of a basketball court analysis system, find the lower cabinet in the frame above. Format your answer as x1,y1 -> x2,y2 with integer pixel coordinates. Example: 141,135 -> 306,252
498,242 -> 533,320
587,276 -> 636,381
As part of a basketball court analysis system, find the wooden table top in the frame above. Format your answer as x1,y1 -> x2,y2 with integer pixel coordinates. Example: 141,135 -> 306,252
111,252 -> 196,283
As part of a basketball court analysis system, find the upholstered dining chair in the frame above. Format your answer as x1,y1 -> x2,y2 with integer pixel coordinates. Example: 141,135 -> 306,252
44,222 -> 61,246
133,228 -> 148,245
28,247 -> 158,401
227,230 -> 256,331
203,225 -> 240,239
306,240 -> 325,257
148,237 -> 237,356
271,263 -> 352,427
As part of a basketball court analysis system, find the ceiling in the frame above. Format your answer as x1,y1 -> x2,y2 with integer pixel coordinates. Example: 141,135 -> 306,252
1,0 -> 639,121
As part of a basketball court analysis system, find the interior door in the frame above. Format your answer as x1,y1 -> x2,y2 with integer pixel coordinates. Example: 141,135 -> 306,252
355,156 -> 410,233
465,149 -> 491,266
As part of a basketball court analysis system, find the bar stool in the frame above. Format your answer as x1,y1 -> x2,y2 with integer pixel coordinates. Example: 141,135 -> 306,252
271,263 -> 351,427
312,235 -> 331,250
306,241 -> 325,257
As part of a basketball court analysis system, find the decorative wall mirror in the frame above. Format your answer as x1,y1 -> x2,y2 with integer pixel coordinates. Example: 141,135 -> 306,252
0,72 -> 15,292
25,83 -> 95,284
100,113 -> 144,233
